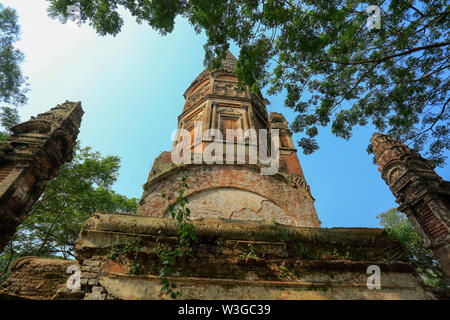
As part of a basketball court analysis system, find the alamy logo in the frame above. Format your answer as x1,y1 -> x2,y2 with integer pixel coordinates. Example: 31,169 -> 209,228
366,265 -> 381,289
367,5 -> 381,30
67,5 -> 81,28
66,264 -> 81,291
171,121 -> 280,175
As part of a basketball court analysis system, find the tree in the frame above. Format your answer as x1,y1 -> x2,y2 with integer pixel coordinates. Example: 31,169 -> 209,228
0,144 -> 138,283
0,3 -> 28,139
377,208 -> 448,291
0,105 -> 19,142
46,1 -> 449,165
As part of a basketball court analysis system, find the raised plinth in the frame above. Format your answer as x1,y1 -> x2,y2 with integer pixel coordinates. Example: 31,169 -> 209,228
72,212 -> 433,300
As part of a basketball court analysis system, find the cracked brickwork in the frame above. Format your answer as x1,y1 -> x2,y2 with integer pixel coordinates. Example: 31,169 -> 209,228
139,164 -> 319,227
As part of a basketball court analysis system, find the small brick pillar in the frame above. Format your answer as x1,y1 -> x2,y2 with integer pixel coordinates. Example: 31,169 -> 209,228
0,101 -> 84,252
371,133 -> 450,276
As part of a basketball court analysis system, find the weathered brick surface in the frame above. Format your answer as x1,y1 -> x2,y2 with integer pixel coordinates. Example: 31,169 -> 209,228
0,257 -> 80,299
139,164 -> 320,227
79,256 -> 105,287
1,212 -> 436,300
0,101 -> 83,251
72,212 -> 434,300
371,132 -> 450,276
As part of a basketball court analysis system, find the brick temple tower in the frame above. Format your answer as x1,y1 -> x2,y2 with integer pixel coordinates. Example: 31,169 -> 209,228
371,133 -> 450,276
1,59 -> 435,301
138,51 -> 320,227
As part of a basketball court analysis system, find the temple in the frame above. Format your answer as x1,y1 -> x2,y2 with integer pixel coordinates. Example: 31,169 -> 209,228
0,55 -> 437,300
138,51 -> 320,227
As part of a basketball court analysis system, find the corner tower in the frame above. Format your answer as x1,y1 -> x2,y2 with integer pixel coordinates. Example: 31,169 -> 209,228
138,51 -> 320,227
371,132 -> 450,276
0,101 -> 83,251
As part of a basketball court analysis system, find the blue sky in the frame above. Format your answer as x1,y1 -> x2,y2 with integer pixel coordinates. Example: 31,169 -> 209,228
3,0 -> 449,228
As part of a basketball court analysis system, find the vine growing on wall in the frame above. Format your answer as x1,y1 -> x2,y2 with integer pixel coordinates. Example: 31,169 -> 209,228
107,235 -> 143,275
158,171 -> 197,299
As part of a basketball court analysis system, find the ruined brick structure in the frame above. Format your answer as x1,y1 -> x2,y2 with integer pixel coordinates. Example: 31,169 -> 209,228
0,58 -> 437,300
1,212 -> 435,300
65,212 -> 432,300
0,256 -> 82,300
0,101 -> 83,252
371,133 -> 450,276
138,51 -> 320,227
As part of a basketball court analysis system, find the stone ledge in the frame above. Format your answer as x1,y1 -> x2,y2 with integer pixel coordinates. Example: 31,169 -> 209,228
97,273 -> 434,300
79,212 -> 390,243
76,213 -> 404,264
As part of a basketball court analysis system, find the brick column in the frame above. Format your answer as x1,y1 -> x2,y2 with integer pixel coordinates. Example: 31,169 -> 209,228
371,132 -> 450,276
0,101 -> 83,252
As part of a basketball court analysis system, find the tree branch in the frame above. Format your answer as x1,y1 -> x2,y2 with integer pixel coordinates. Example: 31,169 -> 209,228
409,10 -> 450,38
319,41 -> 450,66
0,242 -> 15,278
407,97 -> 450,141
412,62 -> 450,82
329,62 -> 381,113
401,1 -> 425,17
36,207 -> 66,256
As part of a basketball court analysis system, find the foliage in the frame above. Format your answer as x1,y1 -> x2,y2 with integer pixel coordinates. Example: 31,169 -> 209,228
108,236 -> 143,275
377,208 -> 449,290
0,130 -> 8,141
0,144 -> 138,283
0,3 -> 28,136
279,261 -> 296,280
0,106 -> 19,130
46,0 -> 449,165
0,106 -> 19,141
238,240 -> 257,261
157,171 -> 197,299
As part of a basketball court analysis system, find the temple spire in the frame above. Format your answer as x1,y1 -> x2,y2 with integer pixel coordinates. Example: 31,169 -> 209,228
371,132 -> 450,276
